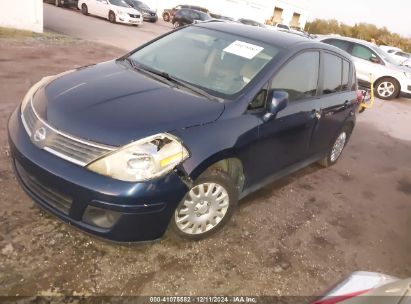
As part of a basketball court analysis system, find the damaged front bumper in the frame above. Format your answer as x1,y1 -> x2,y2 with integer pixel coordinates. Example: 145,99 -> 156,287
8,107 -> 189,242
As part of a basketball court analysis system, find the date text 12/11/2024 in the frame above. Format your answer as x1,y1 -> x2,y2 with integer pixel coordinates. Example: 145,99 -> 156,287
148,296 -> 258,303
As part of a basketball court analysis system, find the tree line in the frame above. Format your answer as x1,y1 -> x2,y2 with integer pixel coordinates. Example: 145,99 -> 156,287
305,19 -> 411,53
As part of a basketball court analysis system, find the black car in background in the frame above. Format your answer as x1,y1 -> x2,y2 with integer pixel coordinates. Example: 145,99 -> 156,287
163,5 -> 209,22
172,8 -> 212,28
43,0 -> 78,7
124,0 -> 158,22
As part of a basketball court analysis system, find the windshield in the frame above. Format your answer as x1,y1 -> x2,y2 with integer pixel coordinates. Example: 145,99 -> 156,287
198,11 -> 211,21
109,0 -> 130,8
128,26 -> 282,97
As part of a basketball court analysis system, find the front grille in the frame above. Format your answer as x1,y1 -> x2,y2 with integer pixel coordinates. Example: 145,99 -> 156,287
15,161 -> 73,215
21,100 -> 115,166
129,14 -> 140,18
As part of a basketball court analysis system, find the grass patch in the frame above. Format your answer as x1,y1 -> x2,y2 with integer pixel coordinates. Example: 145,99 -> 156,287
0,27 -> 78,43
0,27 -> 36,39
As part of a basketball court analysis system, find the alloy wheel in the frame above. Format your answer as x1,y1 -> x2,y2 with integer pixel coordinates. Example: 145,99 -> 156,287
377,81 -> 395,98
174,182 -> 229,235
330,132 -> 347,162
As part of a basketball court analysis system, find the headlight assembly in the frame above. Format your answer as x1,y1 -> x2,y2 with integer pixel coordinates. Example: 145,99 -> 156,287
20,76 -> 53,113
87,133 -> 189,182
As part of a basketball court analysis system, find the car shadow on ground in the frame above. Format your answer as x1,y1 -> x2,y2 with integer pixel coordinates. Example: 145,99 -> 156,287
239,163 -> 321,208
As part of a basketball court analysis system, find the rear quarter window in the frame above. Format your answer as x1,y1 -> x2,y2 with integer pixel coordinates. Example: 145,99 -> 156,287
342,59 -> 350,91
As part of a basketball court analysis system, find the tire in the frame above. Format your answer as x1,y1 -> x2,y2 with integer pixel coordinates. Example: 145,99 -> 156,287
109,11 -> 116,23
169,170 -> 238,241
163,12 -> 170,22
81,3 -> 88,15
374,77 -> 400,100
318,125 -> 352,167
173,21 -> 181,28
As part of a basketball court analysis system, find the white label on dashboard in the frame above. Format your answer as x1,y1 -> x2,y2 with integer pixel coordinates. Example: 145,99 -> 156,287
223,40 -> 264,59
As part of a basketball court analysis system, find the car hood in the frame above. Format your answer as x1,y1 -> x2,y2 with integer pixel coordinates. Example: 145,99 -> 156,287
32,60 -> 224,146
387,61 -> 411,72
117,6 -> 140,14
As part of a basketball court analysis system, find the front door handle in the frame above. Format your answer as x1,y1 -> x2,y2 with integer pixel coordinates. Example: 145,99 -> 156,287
312,109 -> 321,120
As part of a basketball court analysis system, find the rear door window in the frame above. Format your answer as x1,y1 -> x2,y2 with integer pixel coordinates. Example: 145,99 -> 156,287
271,51 -> 320,102
322,53 -> 343,94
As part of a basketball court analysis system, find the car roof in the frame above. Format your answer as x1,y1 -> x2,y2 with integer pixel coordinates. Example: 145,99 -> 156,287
179,8 -> 208,14
319,35 -> 377,48
196,22 -> 348,56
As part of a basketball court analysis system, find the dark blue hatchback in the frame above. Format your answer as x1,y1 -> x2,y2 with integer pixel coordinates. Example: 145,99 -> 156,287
8,22 -> 359,242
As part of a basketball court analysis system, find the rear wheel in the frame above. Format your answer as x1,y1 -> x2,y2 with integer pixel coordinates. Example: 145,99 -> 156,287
109,11 -> 116,23
81,3 -> 88,15
163,12 -> 170,22
173,21 -> 181,28
375,77 -> 400,100
169,171 -> 238,240
318,125 -> 352,167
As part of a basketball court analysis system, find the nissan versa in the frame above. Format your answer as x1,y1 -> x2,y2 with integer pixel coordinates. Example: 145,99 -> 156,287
8,22 -> 359,242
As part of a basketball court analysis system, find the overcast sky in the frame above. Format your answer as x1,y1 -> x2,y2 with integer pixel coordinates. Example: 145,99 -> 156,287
303,0 -> 411,37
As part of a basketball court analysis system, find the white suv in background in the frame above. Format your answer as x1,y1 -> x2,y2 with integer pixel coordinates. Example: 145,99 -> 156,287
319,36 -> 411,100
78,0 -> 143,26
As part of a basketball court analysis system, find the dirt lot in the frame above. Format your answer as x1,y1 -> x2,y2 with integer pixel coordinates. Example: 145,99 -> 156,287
0,32 -> 411,297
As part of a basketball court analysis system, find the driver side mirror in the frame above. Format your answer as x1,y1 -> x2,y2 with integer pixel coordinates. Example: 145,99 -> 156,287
370,56 -> 380,64
263,91 -> 289,121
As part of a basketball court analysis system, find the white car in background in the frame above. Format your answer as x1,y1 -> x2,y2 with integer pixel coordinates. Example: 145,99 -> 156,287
389,50 -> 411,68
380,46 -> 411,68
78,0 -> 143,25
271,23 -> 291,30
319,36 -> 411,100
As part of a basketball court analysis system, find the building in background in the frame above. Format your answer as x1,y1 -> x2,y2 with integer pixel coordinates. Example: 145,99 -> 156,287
0,0 -> 43,33
145,0 -> 309,29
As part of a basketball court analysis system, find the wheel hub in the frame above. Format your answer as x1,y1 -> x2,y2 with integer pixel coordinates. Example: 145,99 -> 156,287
377,81 -> 395,97
194,201 -> 209,215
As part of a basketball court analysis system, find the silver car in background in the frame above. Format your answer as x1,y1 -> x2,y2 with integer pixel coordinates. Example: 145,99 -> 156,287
318,36 -> 411,100
315,271 -> 411,304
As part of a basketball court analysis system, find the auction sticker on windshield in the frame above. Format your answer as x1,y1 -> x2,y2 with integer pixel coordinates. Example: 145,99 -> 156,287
223,40 -> 264,59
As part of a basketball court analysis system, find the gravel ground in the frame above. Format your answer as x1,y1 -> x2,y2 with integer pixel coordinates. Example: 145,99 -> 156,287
0,33 -> 411,297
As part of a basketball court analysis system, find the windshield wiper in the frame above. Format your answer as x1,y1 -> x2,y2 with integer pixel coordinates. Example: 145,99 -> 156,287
123,58 -> 222,102
140,64 -> 222,102
123,57 -> 173,85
